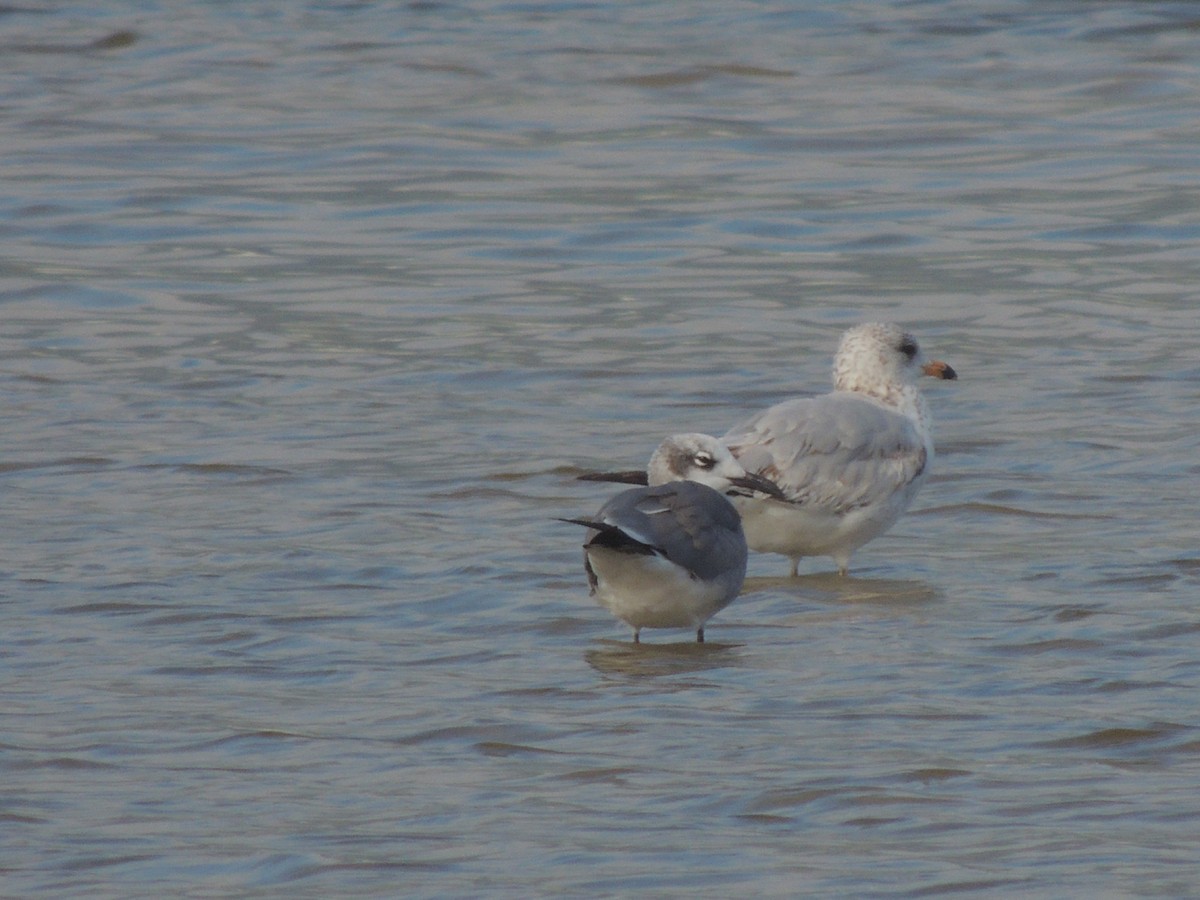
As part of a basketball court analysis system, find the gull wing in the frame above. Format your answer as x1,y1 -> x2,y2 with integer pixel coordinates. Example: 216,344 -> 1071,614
722,393 -> 927,515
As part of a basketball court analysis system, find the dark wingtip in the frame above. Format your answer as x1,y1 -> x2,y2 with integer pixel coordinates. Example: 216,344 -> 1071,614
577,470 -> 649,485
727,472 -> 787,500
557,517 -> 601,529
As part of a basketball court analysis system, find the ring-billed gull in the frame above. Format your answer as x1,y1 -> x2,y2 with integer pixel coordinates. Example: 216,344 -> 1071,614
563,433 -> 783,643
723,322 -> 956,576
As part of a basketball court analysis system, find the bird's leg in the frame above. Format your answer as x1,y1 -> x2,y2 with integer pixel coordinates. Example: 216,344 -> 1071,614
789,558 -> 800,578
696,627 -> 705,643
633,629 -> 640,644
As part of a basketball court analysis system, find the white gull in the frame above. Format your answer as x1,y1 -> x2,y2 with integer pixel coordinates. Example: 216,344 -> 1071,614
722,322 -> 956,576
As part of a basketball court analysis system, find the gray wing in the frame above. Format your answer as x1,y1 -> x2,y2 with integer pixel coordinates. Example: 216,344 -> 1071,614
722,393 -> 927,514
593,482 -> 747,582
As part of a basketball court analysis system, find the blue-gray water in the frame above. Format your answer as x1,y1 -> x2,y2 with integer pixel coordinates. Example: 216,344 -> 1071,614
4,2 -> 1200,896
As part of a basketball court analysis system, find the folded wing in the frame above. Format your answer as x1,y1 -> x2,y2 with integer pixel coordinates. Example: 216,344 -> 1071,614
583,482 -> 746,583
722,393 -> 928,515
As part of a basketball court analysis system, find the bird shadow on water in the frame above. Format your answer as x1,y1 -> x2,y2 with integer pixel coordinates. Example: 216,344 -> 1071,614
584,638 -> 742,678
743,571 -> 945,609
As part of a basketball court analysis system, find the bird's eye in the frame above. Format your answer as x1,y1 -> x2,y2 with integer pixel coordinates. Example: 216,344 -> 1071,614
899,336 -> 918,359
694,452 -> 716,469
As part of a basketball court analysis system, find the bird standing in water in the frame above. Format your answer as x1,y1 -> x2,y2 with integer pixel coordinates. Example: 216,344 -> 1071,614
722,322 -> 956,576
563,433 -> 782,643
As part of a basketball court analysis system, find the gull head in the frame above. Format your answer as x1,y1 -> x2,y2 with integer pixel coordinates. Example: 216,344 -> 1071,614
647,433 -> 783,497
832,322 -> 956,400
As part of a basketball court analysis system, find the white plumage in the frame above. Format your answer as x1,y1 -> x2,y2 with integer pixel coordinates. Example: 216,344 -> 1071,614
723,322 -> 956,576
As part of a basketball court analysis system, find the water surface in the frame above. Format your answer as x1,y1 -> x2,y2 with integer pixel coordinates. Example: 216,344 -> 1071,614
4,1 -> 1200,896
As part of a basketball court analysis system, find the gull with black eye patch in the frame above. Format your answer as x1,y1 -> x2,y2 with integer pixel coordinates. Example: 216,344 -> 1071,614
722,322 -> 957,576
561,433 -> 784,643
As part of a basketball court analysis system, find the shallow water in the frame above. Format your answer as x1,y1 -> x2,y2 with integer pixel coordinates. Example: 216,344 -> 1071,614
4,1 -> 1200,896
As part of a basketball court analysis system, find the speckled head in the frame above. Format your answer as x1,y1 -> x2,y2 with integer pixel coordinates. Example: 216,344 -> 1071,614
832,322 -> 955,401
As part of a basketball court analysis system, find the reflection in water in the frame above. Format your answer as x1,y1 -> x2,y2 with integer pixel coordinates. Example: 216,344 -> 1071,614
743,573 -> 945,608
585,638 -> 742,677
